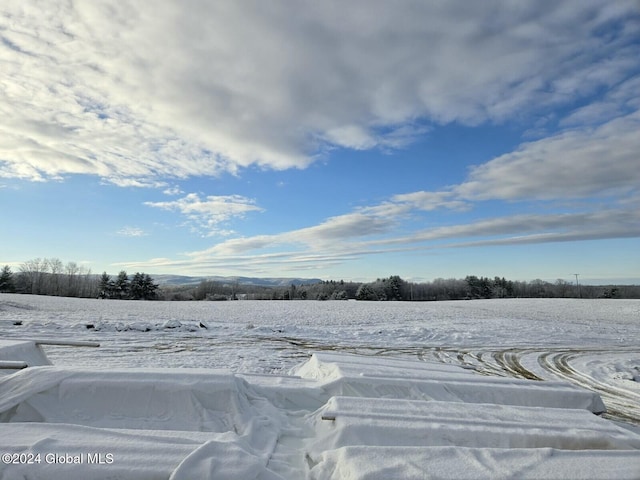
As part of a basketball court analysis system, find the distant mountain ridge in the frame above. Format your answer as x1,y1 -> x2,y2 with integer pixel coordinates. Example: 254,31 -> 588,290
154,274 -> 323,287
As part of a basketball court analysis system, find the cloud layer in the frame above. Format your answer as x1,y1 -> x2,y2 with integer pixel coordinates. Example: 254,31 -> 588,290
130,100 -> 640,273
1,1 -> 638,183
3,1 -> 639,278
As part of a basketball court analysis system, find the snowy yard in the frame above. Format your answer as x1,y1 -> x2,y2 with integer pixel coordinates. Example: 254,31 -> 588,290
1,294 -> 639,478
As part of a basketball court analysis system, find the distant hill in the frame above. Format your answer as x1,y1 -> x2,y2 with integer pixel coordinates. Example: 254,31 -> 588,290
154,274 -> 323,287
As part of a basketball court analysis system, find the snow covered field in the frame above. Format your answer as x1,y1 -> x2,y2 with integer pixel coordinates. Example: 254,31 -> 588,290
1,294 -> 640,479
1,294 -> 639,425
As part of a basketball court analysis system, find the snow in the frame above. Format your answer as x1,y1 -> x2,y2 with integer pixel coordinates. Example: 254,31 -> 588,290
1,294 -> 640,478
307,447 -> 640,480
293,352 -> 606,412
0,339 -> 51,369
309,396 -> 637,450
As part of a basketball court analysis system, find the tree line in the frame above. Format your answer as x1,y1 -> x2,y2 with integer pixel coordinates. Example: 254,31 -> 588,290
348,275 -> 638,300
1,259 -> 97,297
162,274 -> 640,301
0,259 -> 158,300
2,259 -> 638,301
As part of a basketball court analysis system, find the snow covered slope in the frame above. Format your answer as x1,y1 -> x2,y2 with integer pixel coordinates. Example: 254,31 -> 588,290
0,350 -> 638,479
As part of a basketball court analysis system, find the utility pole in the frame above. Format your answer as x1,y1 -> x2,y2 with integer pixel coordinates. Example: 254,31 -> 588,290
573,273 -> 581,298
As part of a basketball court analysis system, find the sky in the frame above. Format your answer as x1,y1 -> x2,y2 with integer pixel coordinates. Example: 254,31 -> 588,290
1,1 -> 639,284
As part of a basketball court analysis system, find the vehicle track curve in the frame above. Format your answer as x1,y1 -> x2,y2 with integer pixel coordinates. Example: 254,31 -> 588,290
418,345 -> 640,426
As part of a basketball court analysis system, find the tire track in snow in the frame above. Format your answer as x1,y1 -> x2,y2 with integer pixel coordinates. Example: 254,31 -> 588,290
492,349 -> 544,381
538,349 -> 640,426
421,346 -> 640,427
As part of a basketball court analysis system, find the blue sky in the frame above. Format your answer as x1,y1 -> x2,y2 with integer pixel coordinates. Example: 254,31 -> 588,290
1,1 -> 639,283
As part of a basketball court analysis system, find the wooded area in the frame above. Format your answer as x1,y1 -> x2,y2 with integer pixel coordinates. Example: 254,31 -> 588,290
0,259 -> 158,300
2,259 -> 638,301
163,274 -> 640,301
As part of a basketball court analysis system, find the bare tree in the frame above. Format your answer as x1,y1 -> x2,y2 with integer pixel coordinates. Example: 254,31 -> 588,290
65,261 -> 80,297
19,258 -> 45,294
45,258 -> 64,296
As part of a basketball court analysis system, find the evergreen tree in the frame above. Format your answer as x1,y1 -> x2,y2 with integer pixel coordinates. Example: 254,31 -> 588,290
115,271 -> 130,299
129,272 -> 145,299
0,265 -> 15,293
142,274 -> 159,300
98,272 -> 114,298
387,275 -> 407,300
355,283 -> 378,301
129,272 -> 159,300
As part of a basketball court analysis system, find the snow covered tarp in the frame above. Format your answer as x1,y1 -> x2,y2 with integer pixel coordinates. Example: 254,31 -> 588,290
293,352 -> 607,413
0,339 -> 51,371
0,367 -> 285,479
309,396 -> 640,450
0,350 -> 638,479
0,367 -> 282,433
307,447 -> 640,480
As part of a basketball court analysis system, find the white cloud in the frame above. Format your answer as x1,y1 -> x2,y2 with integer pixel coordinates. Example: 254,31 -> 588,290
116,226 -> 147,237
187,203 -> 411,258
139,99 -> 640,268
323,125 -> 378,150
455,112 -> 640,201
121,202 -> 640,274
366,208 -> 640,248
560,75 -> 640,127
1,1 -> 638,183
143,121 -> 640,270
144,193 -> 263,236
391,191 -> 469,212
162,185 -> 184,196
